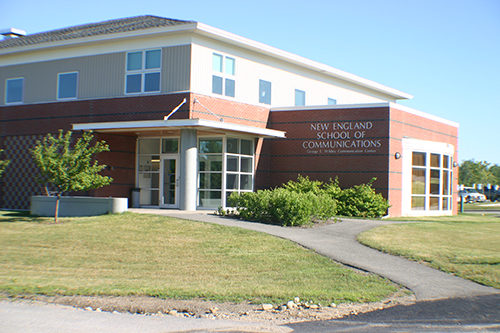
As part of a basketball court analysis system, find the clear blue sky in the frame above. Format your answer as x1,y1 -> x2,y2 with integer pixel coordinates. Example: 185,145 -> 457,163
2,0 -> 499,165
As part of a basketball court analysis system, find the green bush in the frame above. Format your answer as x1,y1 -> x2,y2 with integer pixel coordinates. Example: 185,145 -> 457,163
336,178 -> 390,217
228,188 -> 336,226
228,176 -> 389,226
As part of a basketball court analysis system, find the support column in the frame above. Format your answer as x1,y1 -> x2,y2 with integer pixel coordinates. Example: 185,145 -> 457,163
179,129 -> 197,210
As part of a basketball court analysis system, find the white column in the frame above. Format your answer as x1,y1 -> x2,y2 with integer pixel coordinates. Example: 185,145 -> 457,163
179,129 -> 197,210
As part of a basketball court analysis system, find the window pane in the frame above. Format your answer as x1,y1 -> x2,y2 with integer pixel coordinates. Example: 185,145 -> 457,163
212,76 -> 223,95
138,155 -> 160,171
241,157 -> 252,173
199,173 -> 222,189
443,155 -> 450,169
225,78 -> 235,97
241,139 -> 253,155
226,174 -> 238,189
199,155 -> 222,171
138,172 -> 160,189
412,168 -> 426,194
145,50 -> 161,69
58,73 -> 78,99
226,156 -> 238,172
213,53 -> 223,72
411,196 -> 425,210
199,139 -> 223,154
127,52 -> 142,71
295,89 -> 305,106
140,189 -> 159,205
259,80 -> 271,104
412,152 -> 426,166
6,78 -> 23,103
198,190 -> 221,207
225,57 -> 235,75
162,138 -> 178,153
431,154 -> 440,168
144,72 -> 160,92
430,197 -> 439,210
226,138 -> 239,154
139,139 -> 160,154
442,197 -> 449,211
430,169 -> 440,194
240,175 -> 252,190
328,98 -> 337,105
442,170 -> 449,195
126,74 -> 142,93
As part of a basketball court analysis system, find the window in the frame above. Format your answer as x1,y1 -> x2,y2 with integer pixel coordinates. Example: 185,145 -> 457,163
259,80 -> 271,104
212,53 -> 235,97
5,78 -> 24,104
295,89 -> 305,106
198,138 -> 223,207
411,151 -> 453,211
126,49 -> 161,94
137,139 -> 161,205
225,138 -> 254,207
57,72 -> 78,100
328,98 -> 337,105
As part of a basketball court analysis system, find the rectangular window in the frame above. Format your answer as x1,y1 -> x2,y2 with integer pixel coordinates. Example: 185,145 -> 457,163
57,72 -> 78,100
295,89 -> 305,106
5,78 -> 24,104
125,49 -> 161,94
198,138 -> 223,208
328,98 -> 337,105
212,53 -> 235,97
259,80 -> 271,105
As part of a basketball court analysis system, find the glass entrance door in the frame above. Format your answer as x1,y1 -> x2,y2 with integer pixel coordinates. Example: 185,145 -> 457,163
161,157 -> 178,208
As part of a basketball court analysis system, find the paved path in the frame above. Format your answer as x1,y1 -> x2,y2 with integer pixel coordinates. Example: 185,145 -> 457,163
130,209 -> 500,301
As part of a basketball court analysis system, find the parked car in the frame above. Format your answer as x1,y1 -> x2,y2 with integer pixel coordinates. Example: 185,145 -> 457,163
458,188 -> 487,203
483,187 -> 500,202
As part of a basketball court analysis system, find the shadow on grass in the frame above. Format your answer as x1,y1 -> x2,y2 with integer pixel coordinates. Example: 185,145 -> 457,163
0,210 -> 48,223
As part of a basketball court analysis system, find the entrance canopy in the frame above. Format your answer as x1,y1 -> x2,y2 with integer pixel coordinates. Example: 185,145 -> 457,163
72,118 -> 286,138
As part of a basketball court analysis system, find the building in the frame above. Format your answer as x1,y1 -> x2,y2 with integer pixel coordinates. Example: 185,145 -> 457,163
0,15 -> 459,216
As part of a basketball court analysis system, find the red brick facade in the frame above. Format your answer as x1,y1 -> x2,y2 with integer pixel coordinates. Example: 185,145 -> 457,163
266,105 -> 459,216
1,94 -> 458,216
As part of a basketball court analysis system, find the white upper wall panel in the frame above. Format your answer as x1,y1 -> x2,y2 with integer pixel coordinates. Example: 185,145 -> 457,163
191,37 -> 393,108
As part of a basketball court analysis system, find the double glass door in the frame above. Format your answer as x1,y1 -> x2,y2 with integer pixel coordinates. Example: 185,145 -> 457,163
161,157 -> 178,208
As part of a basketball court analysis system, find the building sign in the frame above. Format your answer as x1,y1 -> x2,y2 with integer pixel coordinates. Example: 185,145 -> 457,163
303,122 -> 382,154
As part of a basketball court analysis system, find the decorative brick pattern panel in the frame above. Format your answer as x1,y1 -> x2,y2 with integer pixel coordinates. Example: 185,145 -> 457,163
1,135 -> 46,209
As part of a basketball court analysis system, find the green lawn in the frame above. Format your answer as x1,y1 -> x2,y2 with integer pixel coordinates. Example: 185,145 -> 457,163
358,215 -> 500,289
0,211 -> 398,304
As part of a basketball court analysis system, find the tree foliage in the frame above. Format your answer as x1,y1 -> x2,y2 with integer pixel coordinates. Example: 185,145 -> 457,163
31,130 -> 112,222
459,159 -> 498,186
0,149 -> 10,177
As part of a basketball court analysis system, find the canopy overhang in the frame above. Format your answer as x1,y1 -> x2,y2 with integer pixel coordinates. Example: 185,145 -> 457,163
72,118 -> 286,138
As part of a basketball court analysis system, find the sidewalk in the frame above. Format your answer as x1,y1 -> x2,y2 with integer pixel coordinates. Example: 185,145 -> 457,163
129,209 -> 500,301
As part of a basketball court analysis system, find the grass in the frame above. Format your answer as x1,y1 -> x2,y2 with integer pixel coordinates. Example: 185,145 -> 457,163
0,211 -> 398,305
382,213 -> 500,223
358,215 -> 500,289
461,202 -> 500,210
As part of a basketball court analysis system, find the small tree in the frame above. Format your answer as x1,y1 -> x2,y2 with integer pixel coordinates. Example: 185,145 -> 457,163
31,130 -> 113,222
0,149 -> 10,177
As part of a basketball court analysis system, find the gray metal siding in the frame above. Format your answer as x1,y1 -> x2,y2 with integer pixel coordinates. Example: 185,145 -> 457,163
1,45 -> 191,106
163,44 -> 191,92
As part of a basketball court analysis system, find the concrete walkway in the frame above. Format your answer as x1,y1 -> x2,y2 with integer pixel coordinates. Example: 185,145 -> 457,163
129,209 -> 500,301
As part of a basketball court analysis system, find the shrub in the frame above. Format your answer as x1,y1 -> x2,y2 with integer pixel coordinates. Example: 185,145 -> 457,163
228,176 -> 389,226
228,188 -> 337,226
336,178 -> 390,217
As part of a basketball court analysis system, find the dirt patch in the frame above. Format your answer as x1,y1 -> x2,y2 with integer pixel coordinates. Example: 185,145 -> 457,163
5,291 -> 415,324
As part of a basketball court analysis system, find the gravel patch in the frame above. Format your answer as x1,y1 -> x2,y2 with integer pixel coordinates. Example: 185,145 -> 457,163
4,291 -> 416,324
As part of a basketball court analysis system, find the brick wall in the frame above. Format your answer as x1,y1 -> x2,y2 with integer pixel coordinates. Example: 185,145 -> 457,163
267,105 -> 459,216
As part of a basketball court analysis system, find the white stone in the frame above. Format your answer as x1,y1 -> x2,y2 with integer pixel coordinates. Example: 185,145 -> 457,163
294,297 -> 300,303
262,304 -> 273,311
